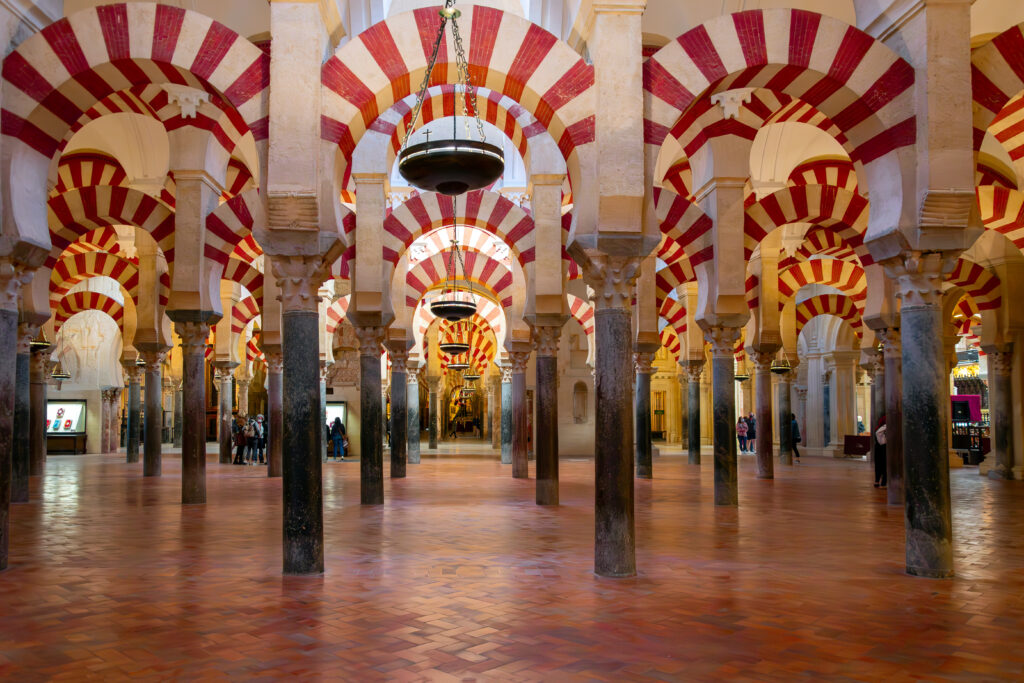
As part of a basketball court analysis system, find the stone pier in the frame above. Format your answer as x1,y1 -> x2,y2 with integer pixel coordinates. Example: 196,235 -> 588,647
355,326 -> 385,504
879,328 -> 903,506
534,326 -> 562,504
706,327 -> 741,506
751,350 -> 776,480
509,350 -> 531,479
634,352 -> 655,479
686,363 -> 703,465
138,349 -> 167,477
170,316 -> 216,505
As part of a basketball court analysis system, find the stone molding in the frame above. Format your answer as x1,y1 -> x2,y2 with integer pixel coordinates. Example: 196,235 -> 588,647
634,351 -> 655,375
878,328 -> 901,359
703,326 -> 741,358
176,321 -> 213,355
271,254 -> 328,312
532,325 -> 562,358
354,326 -> 385,357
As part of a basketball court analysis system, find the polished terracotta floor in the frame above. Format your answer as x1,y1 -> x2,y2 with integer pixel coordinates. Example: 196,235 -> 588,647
2,444 -> 1023,681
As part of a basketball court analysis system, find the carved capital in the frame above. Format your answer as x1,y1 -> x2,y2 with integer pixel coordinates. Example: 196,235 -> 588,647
406,369 -> 419,386
270,254 -> 328,313
532,325 -> 562,358
509,350 -> 531,374
882,251 -> 952,309
500,365 -> 513,383
354,325 -> 385,357
990,350 -> 1014,377
123,362 -> 144,384
795,387 -> 808,400
0,258 -> 34,312
138,349 -> 167,373
160,83 -> 210,119
176,321 -> 212,356
426,376 -> 441,392
575,253 -> 642,311
16,323 -> 38,355
387,345 -> 409,375
634,351 -> 655,375
265,351 -> 284,374
868,350 -> 885,377
684,362 -> 705,383
749,350 -> 775,373
878,327 -> 901,359
30,350 -> 50,381
703,326 -> 741,358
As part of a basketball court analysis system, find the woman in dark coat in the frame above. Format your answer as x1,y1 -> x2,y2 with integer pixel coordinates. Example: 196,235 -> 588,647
874,415 -> 887,488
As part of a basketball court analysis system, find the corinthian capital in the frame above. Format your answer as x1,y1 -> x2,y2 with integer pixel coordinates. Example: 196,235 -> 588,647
703,326 -> 741,358
353,325 -> 385,357
749,350 -> 776,373
270,254 -> 328,313
989,349 -> 1014,377
16,323 -> 39,355
0,258 -> 35,312
878,327 -> 901,359
138,349 -> 167,372
175,321 -> 212,355
683,362 -> 704,383
532,325 -> 562,358
634,351 -> 655,375
573,252 -> 642,311
882,251 -> 953,310
509,350 -> 531,374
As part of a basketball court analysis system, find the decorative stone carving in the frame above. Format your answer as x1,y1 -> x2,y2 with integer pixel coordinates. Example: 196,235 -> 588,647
878,328 -> 901,359
353,326 -> 385,357
703,326 -> 741,358
123,362 -> 144,385
29,348 -> 50,380
176,321 -> 212,355
509,351 -> 531,374
16,323 -> 38,355
868,350 -> 885,378
138,349 -> 167,372
634,352 -> 655,375
389,348 -> 409,375
265,351 -> 284,375
684,362 -> 704,383
882,251 -> 952,309
160,83 -> 210,118
0,258 -> 35,311
749,350 -> 775,373
710,88 -> 755,119
270,254 -> 329,312
573,253 -> 642,311
500,365 -> 513,383
532,326 -> 562,358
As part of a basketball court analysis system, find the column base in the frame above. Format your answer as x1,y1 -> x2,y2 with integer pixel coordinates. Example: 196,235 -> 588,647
988,467 -> 1014,481
906,566 -> 955,579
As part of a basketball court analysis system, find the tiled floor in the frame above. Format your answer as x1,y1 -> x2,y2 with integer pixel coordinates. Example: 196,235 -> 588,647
2,446 -> 1023,681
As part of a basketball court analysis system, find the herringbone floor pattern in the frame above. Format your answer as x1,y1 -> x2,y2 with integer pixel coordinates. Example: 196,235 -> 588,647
1,449 -> 1022,681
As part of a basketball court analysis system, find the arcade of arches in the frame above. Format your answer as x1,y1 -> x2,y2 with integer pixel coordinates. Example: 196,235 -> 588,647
1,0 -> 1024,678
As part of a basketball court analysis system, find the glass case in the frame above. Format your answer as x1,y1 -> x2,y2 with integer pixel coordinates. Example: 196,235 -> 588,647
46,399 -> 88,454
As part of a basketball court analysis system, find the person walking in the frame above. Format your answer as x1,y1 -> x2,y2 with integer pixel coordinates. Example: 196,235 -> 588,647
745,413 -> 757,454
874,415 -> 887,488
736,417 -> 748,453
244,418 -> 257,465
254,414 -> 266,464
790,413 -> 801,463
330,417 -> 346,461
233,415 -> 247,465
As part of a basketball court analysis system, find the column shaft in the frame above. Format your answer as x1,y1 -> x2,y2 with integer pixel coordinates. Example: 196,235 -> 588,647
218,374 -> 233,464
882,330 -> 904,506
282,310 -> 324,573
390,366 -> 407,479
173,386 -> 183,448
12,351 -> 29,503
142,358 -> 164,477
752,356 -> 774,480
356,328 -> 384,504
29,352 -> 47,476
176,322 -> 210,505
511,365 -> 528,479
778,378 -> 793,465
687,368 -> 702,465
407,375 -> 420,464
0,309 -> 16,570
535,329 -> 560,504
125,373 -> 141,464
267,355 -> 283,478
428,386 -> 438,450
988,350 -> 1014,479
634,355 -> 654,479
500,376 -> 512,464
708,328 -> 740,506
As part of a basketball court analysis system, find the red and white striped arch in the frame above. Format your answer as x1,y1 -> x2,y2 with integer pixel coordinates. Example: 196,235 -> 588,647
660,324 -> 681,361
976,160 -> 1018,190
230,234 -> 264,265
325,296 -> 351,337
47,186 -> 175,266
779,226 -> 860,270
321,6 -> 594,184
49,250 -> 142,304
787,158 -> 858,193
977,185 -> 1024,249
659,296 -> 687,335
246,336 -> 264,364
383,191 -> 536,268
405,248 -> 514,310
745,185 -> 872,263
947,258 -> 1001,310
645,9 -> 915,168
656,261 -> 697,304
56,226 -> 126,261
414,295 -> 506,351
654,186 -> 714,269
54,290 -> 124,333
951,294 -> 980,336
795,294 -> 862,339
778,259 -> 867,303
2,4 -> 269,160
53,153 -> 128,195
972,24 -> 1024,159
206,190 -> 260,267
567,293 -> 594,338
231,295 -> 261,335
222,257 -> 263,305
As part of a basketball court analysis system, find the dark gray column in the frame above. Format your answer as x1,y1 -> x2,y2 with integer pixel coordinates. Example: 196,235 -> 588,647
124,362 -> 142,464
355,326 -> 385,504
869,351 -> 885,467
427,377 -> 439,450
172,383 -> 183,448
534,326 -> 561,505
407,370 -> 421,464
500,368 -> 512,464
266,351 -> 283,478
281,302 -> 324,573
138,349 -> 166,477
318,364 -> 328,462
171,318 -> 214,505
0,307 -> 17,570
509,351 -> 530,479
29,347 -> 48,476
634,352 -> 654,479
707,327 -> 741,506
685,363 -> 703,465
987,348 -> 1014,479
389,348 -> 408,479
751,351 -> 775,480
12,329 -> 30,503
880,328 -> 904,506
893,262 -> 952,578
215,365 -> 235,464
778,374 -> 793,465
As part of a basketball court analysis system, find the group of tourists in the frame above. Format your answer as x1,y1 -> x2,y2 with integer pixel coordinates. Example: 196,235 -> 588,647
736,414 -> 757,454
232,414 -> 266,465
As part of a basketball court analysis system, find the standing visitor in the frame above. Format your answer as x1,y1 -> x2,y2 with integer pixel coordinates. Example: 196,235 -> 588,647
233,415 -> 247,465
746,413 -> 756,454
254,414 -> 266,464
790,413 -> 801,463
330,417 -> 346,461
736,417 -> 748,453
874,415 -> 887,488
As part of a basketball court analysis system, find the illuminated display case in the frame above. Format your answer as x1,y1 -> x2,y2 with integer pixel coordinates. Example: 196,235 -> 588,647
46,399 -> 88,454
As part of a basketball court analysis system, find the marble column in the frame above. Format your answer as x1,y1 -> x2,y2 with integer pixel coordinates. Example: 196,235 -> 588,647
869,351 -> 885,465
319,361 -> 329,463
12,327 -> 32,503
265,351 -> 284,478
123,362 -> 143,464
138,349 -> 167,477
407,370 -> 421,464
490,376 -> 501,450
750,350 -> 775,479
500,366 -> 512,464
237,377 -> 251,417
706,327 -> 741,506
172,319 -> 214,505
685,363 -> 703,465
891,257 -> 952,578
355,326 -> 385,504
778,374 -> 793,465
986,348 -> 1014,480
427,377 -> 439,450
879,328 -> 904,506
634,352 -> 655,479
99,389 -> 111,454
172,382 -> 183,448
29,345 -> 49,476
534,326 -> 562,505
215,365 -> 236,464
509,350 -> 531,479
388,347 -> 408,479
